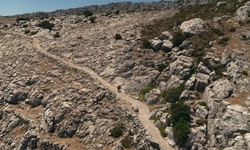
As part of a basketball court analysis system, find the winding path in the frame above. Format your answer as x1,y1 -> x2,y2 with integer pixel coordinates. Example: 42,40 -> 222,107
0,30 -> 174,150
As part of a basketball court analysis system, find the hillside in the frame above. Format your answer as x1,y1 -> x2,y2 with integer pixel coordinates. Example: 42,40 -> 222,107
0,0 -> 250,150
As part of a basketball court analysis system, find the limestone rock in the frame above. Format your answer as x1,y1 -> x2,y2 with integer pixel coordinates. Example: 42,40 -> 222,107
150,38 -> 163,52
180,18 -> 205,36
161,40 -> 173,52
235,5 -> 250,21
159,31 -> 173,40
144,89 -> 161,104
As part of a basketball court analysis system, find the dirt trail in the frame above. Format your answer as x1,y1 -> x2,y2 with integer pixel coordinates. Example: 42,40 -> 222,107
1,30 -> 174,150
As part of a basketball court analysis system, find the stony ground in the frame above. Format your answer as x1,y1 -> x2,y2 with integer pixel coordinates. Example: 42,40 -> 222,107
0,9 -> 178,150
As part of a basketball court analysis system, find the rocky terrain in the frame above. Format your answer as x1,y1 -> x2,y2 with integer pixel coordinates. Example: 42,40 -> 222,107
1,0 -> 250,150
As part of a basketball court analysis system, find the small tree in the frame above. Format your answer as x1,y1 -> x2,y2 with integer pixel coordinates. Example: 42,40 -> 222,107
110,123 -> 124,138
171,32 -> 186,47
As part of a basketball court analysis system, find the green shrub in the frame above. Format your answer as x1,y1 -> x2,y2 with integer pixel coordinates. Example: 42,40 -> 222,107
22,24 -> 28,28
218,37 -> 230,46
211,28 -> 224,36
171,32 -> 186,47
171,103 -> 191,126
83,11 -> 93,17
173,118 -> 191,146
121,136 -> 132,148
114,33 -> 122,40
141,39 -> 151,49
139,84 -> 156,101
37,20 -> 54,31
158,125 -> 168,137
110,123 -> 124,138
54,32 -> 60,38
157,64 -> 168,72
161,84 -> 185,103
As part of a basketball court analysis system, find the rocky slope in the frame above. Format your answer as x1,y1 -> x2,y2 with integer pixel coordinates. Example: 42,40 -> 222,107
1,0 -> 250,150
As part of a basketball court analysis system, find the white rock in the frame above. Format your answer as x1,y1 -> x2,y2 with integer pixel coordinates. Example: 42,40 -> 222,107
180,18 -> 205,35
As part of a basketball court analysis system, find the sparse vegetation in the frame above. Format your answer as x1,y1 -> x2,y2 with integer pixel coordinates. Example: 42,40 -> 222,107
158,124 -> 168,137
173,118 -> 191,146
110,123 -> 124,138
37,20 -> 54,31
161,84 -> 185,103
16,17 -> 30,22
89,16 -> 97,23
157,64 -> 168,72
171,32 -> 186,47
54,32 -> 60,38
121,136 -> 132,148
211,28 -> 224,36
114,33 -> 122,40
218,37 -> 230,46
196,118 -> 206,126
141,39 -> 151,49
83,10 -> 93,17
228,27 -> 236,32
24,30 -> 30,34
139,84 -> 156,101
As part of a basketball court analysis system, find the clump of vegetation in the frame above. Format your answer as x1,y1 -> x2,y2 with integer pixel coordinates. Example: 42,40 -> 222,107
171,32 -> 186,47
16,17 -> 30,22
89,16 -> 97,23
158,124 -> 168,137
83,10 -> 93,17
110,123 -> 124,138
242,70 -> 248,76
228,27 -> 236,32
161,84 -> 185,103
37,20 -> 54,31
121,136 -> 132,148
170,103 -> 191,146
141,39 -> 151,49
173,118 -> 191,146
218,37 -> 230,46
24,30 -> 30,34
139,84 -> 156,101
157,64 -> 168,72
22,24 -> 28,28
54,32 -> 60,38
114,33 -> 122,40
211,28 -> 224,36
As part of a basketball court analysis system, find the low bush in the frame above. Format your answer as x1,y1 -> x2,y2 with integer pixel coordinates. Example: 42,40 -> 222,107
228,27 -> 236,32
110,123 -> 124,138
158,125 -> 168,137
89,16 -> 96,23
141,39 -> 151,49
173,118 -> 191,146
157,64 -> 168,72
171,32 -> 186,47
115,33 -> 122,40
171,103 -> 191,126
37,20 -> 54,31
161,84 -> 185,103
121,136 -> 132,148
54,32 -> 60,38
139,84 -> 156,101
211,28 -> 224,36
218,37 -> 230,46
83,11 -> 93,17
24,30 -> 30,34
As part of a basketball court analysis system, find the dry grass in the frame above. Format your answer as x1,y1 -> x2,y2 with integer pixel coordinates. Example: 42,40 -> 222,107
0,17 -> 15,26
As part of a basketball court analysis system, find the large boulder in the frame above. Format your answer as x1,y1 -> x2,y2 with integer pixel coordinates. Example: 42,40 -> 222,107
234,4 -> 250,21
180,18 -> 205,36
195,73 -> 210,92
